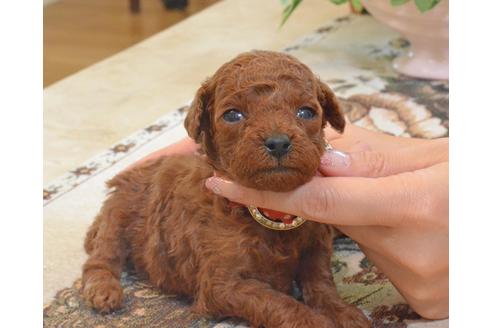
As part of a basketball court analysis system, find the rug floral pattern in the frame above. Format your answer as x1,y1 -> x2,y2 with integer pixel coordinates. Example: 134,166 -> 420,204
44,15 -> 448,328
43,238 -> 427,328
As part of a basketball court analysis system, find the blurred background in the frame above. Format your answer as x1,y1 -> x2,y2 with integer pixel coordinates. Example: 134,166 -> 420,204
44,0 -> 220,87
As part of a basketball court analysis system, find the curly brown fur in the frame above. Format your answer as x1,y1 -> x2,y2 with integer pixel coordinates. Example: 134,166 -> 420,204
81,51 -> 370,328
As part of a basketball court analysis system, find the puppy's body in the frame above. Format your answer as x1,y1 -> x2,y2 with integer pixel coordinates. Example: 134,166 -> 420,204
82,51 -> 370,328
86,155 -> 329,304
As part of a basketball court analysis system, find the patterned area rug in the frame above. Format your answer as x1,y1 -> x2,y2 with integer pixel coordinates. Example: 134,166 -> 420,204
44,15 -> 448,327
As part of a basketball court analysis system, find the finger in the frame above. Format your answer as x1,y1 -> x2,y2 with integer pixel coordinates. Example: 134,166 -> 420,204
207,162 -> 446,226
325,123 -> 429,153
320,138 -> 448,177
324,162 -> 447,226
205,177 -> 298,211
205,166 -> 430,226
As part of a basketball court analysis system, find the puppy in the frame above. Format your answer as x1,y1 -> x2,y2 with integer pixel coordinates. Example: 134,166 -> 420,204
81,51 -> 370,328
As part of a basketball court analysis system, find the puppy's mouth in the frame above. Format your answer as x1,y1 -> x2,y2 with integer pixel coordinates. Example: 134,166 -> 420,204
229,144 -> 321,192
255,165 -> 299,175
243,163 -> 314,192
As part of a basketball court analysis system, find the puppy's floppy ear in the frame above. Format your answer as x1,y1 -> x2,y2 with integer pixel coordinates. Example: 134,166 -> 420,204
316,79 -> 345,133
185,81 -> 210,141
184,79 -> 216,157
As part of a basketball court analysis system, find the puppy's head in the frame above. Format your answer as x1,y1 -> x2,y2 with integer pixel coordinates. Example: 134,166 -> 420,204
185,51 -> 344,192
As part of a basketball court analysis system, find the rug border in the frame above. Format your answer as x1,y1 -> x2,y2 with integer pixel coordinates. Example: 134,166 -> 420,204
43,106 -> 189,206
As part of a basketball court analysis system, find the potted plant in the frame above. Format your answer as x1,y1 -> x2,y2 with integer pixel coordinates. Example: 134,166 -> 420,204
281,0 -> 448,80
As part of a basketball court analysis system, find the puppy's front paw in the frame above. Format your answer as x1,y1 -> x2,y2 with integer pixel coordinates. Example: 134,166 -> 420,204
334,304 -> 371,328
82,271 -> 123,313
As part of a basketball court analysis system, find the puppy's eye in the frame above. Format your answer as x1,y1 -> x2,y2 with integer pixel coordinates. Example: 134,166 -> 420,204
296,107 -> 316,120
222,109 -> 245,123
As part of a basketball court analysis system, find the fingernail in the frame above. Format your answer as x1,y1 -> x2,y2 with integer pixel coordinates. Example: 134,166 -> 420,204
205,177 -> 223,195
321,149 -> 350,168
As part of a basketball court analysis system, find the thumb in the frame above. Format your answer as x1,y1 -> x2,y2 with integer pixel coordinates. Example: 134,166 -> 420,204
320,138 -> 448,178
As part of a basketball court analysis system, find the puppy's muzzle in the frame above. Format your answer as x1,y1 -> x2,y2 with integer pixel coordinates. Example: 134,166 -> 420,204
264,134 -> 292,159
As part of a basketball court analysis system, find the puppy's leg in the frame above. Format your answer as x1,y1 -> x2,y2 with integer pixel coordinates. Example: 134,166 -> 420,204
195,271 -> 335,328
83,213 -> 102,254
81,205 -> 127,313
297,239 -> 370,328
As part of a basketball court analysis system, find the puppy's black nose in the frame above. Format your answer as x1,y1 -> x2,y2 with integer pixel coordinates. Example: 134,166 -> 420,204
264,134 -> 292,159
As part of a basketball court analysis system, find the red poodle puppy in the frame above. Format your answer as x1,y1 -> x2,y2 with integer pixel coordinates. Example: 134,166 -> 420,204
81,50 -> 370,328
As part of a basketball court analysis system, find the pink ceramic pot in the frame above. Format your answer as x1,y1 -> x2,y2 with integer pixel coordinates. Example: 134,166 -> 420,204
362,0 -> 448,80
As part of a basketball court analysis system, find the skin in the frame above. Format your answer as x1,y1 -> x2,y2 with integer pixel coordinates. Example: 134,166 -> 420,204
129,123 -> 449,320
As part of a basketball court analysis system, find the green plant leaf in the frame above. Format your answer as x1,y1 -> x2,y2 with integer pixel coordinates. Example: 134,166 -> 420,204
415,0 -> 441,12
351,0 -> 363,12
330,0 -> 348,5
390,0 -> 410,6
280,0 -> 303,26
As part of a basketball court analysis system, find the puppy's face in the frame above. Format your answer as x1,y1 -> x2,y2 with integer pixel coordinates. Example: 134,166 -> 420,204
185,51 -> 345,192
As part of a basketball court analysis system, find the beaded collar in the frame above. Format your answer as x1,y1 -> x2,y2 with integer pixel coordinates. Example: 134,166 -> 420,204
247,206 -> 306,231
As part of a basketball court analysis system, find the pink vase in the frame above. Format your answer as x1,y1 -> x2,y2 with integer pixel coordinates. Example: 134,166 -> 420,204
362,0 -> 448,80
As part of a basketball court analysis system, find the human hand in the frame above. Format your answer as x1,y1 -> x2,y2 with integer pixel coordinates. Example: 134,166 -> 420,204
125,137 -> 198,170
205,123 -> 449,319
